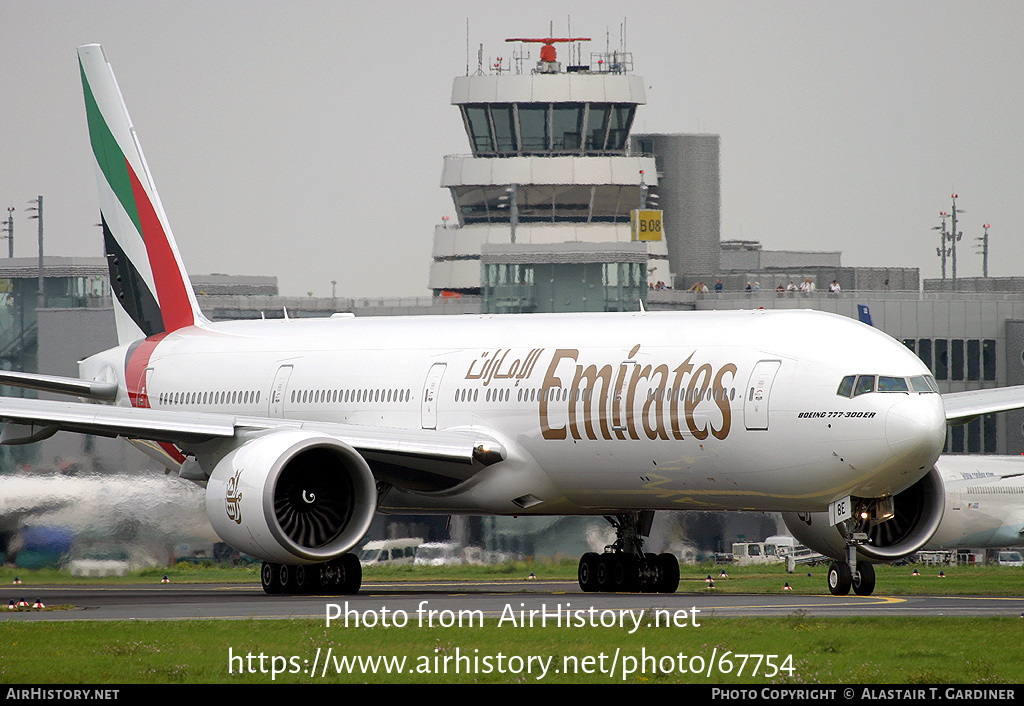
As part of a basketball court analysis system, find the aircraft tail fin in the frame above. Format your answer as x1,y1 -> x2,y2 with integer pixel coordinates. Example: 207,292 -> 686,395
78,44 -> 204,345
857,304 -> 873,327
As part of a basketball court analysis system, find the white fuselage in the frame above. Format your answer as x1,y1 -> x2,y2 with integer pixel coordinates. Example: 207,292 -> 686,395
82,308 -> 946,516
927,456 -> 1024,549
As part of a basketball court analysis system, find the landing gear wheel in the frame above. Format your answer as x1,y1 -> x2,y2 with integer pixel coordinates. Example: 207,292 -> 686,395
595,555 -> 612,591
640,553 -> 659,593
261,562 -> 282,595
852,562 -> 876,596
578,553 -> 599,592
828,561 -> 852,596
618,554 -> 640,592
339,553 -> 362,594
294,564 -> 322,594
657,553 -> 680,594
277,563 -> 296,593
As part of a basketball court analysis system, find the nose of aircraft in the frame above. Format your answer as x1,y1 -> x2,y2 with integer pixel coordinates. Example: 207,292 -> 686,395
885,394 -> 946,477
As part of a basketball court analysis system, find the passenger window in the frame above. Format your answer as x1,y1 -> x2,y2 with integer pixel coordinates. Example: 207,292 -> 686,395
854,375 -> 875,396
837,375 -> 855,398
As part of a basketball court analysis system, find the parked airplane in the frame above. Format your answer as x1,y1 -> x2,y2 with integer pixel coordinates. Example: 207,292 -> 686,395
927,457 -> 1024,550
0,45 -> 1020,596
785,455 -> 1024,594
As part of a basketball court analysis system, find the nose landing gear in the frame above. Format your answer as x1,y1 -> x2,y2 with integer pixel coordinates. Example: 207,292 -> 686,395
828,560 -> 876,596
828,507 -> 878,596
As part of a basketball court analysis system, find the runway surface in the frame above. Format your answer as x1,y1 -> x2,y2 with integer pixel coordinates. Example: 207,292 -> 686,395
1,578 -> 1022,621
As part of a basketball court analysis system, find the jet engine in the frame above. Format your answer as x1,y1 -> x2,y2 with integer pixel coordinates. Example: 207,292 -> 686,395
782,465 -> 945,562
205,430 -> 376,565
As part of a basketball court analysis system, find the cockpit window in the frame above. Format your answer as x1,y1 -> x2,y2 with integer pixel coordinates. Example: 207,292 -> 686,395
909,376 -> 933,392
877,376 -> 909,392
836,375 -> 855,398
838,374 -> 939,397
854,375 -> 875,396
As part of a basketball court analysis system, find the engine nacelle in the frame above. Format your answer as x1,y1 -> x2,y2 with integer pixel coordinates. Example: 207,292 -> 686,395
782,465 -> 945,562
205,430 -> 376,564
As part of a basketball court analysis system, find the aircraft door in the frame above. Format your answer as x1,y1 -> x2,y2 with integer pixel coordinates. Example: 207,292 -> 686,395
744,360 -> 781,431
139,367 -> 154,408
421,363 -> 447,429
268,365 -> 293,417
612,361 -> 639,433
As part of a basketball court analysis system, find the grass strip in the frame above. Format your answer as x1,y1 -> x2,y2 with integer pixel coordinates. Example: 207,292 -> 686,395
0,615 -> 1019,684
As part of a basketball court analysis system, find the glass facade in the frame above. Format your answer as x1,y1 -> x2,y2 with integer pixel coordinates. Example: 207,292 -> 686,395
910,338 -> 997,383
453,184 -> 641,224
481,261 -> 646,314
904,337 -> 999,454
460,102 -> 636,157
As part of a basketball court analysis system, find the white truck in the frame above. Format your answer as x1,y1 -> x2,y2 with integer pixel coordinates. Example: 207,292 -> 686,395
358,538 -> 423,567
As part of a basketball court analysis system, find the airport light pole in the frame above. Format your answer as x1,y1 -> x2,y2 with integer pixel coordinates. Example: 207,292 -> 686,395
499,185 -> 518,244
2,207 -> 13,258
976,223 -> 991,278
949,194 -> 964,291
931,211 -> 951,280
26,196 -> 44,308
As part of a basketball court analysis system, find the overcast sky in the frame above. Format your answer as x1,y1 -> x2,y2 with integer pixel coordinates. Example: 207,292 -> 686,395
1,1 -> 1022,297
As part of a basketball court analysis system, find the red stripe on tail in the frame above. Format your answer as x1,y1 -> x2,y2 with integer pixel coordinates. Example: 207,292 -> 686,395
126,158 -> 195,333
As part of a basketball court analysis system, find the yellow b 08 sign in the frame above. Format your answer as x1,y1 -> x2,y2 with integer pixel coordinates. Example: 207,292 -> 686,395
631,209 -> 663,241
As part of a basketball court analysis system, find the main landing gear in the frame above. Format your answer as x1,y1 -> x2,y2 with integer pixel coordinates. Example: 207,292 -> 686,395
577,512 -> 680,594
261,554 -> 361,595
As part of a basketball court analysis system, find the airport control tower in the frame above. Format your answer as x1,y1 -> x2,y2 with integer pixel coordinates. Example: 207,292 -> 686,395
430,33 -> 667,302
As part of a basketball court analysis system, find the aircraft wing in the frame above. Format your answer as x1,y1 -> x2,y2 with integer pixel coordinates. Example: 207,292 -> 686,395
0,370 -> 117,401
942,385 -> 1024,424
0,396 -> 236,445
0,396 -> 504,485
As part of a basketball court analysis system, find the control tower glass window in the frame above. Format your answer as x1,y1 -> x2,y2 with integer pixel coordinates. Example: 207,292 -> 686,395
552,104 -> 583,152
455,186 -> 510,223
553,185 -> 592,222
607,105 -> 635,151
518,104 -> 549,153
461,102 -> 637,156
517,185 -> 555,223
454,184 -> 639,224
586,104 -> 611,151
491,104 -> 518,154
464,106 -> 493,153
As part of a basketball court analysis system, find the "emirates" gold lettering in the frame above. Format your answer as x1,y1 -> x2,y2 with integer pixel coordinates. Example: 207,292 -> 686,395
539,346 -> 737,442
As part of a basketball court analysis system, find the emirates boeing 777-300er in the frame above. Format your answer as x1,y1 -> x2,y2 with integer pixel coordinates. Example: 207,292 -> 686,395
0,45 -> 1021,596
